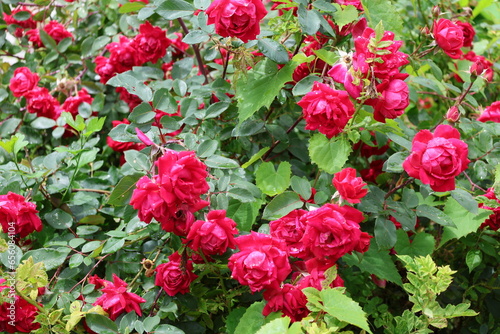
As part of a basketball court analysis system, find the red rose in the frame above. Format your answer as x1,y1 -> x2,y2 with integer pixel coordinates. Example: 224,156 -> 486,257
328,61 -> 363,99
106,36 -> 142,73
61,88 -> 94,116
269,209 -> 312,259
369,79 -> 409,122
93,274 -> 146,321
9,67 -> 39,98
433,19 -> 464,59
44,21 -> 73,43
332,167 -> 368,204
26,29 -> 43,48
360,159 -> 385,183
186,210 -> 238,256
3,7 -> 37,30
479,188 -> 500,231
0,280 -> 41,333
300,203 -> 365,261
296,259 -> 344,291
334,0 -> 363,10
228,232 -> 291,292
131,21 -> 171,64
116,87 -> 142,111
463,51 -> 493,82
262,284 -> 309,322
403,124 -> 469,192
95,56 -> 117,84
477,101 -> 500,123
206,0 -> 268,43
129,176 -> 168,225
297,82 -> 355,138
25,87 -> 61,120
455,21 -> 475,47
155,252 -> 198,296
0,192 -> 43,239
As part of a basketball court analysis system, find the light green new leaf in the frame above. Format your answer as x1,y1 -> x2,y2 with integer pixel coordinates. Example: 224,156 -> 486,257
255,317 -> 291,334
309,134 -> 352,174
234,302 -> 266,334
256,161 -> 291,196
332,4 -> 359,29
360,0 -> 404,38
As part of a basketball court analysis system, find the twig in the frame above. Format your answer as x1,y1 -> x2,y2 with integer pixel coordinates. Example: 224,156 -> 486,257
262,116 -> 303,161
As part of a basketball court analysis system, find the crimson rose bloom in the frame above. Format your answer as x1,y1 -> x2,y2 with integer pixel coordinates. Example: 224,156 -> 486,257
369,79 -> 409,123
479,188 -> 500,231
228,232 -> 291,292
477,101 -> 500,123
61,88 -> 94,116
269,209 -> 311,259
206,0 -> 268,43
332,167 -> 368,204
155,252 -> 198,296
297,82 -> 355,138
403,124 -> 469,192
296,259 -> 344,291
106,36 -> 142,73
25,87 -> 61,120
0,192 -> 43,239
95,56 -> 117,84
262,284 -> 309,322
9,67 -> 39,98
44,21 -> 73,43
132,21 -> 171,64
0,279 -> 41,333
456,21 -> 475,47
433,19 -> 464,59
300,203 -> 366,262
93,274 -> 146,321
186,210 -> 238,256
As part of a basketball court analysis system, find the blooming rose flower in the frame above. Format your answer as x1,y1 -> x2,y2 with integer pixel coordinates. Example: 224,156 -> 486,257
61,88 -> 94,116
0,192 -> 43,239
269,209 -> 311,259
479,188 -> 500,231
155,252 -> 198,296
25,87 -> 61,120
93,274 -> 146,321
433,19 -> 464,59
44,21 -> 73,43
228,232 -> 291,292
0,279 -> 41,333
368,79 -> 409,122
477,101 -> 500,123
186,210 -> 238,256
297,82 -> 355,138
300,203 -> 365,261
95,56 -> 117,84
262,284 -> 309,322
26,29 -> 43,48
296,259 -> 345,291
332,167 -> 368,204
3,7 -> 37,30
403,124 -> 469,192
106,36 -> 142,73
206,0 -> 268,43
131,21 -> 171,64
9,67 -> 40,98
455,21 -> 475,47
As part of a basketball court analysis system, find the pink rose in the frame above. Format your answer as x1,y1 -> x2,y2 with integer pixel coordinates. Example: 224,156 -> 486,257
433,19 -> 464,59
262,284 -> 309,322
206,0 -> 268,43
332,167 -> 368,204
403,124 -> 470,192
44,21 -> 73,43
131,21 -> 171,64
0,192 -> 43,239
228,232 -> 291,292
300,203 -> 366,261
269,209 -> 311,259
0,279 -> 41,333
455,21 -> 475,47
297,82 -> 355,138
93,274 -> 146,321
334,0 -> 363,10
186,210 -> 238,256
155,252 -> 198,296
9,67 -> 39,98
25,87 -> 61,120
369,79 -> 409,122
445,106 -> 460,123
477,101 -> 500,123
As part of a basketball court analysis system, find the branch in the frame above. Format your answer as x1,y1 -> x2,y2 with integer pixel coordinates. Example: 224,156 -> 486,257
177,18 -> 209,84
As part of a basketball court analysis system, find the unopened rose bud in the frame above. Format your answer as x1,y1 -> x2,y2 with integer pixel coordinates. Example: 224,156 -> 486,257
432,6 -> 441,18
446,106 -> 460,122
421,26 -> 431,36
470,61 -> 485,77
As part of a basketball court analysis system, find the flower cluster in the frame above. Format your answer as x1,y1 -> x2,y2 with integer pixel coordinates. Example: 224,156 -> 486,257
0,279 -> 41,333
0,192 -> 43,239
332,167 -> 368,204
130,149 -> 209,235
479,188 -> 500,231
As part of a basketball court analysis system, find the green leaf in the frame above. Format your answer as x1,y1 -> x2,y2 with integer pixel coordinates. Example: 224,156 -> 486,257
298,5 -> 321,35
124,150 -> 151,172
319,288 -> 373,333
13,10 -> 31,21
155,0 -> 195,20
309,134 -> 352,174
257,38 -> 289,64
374,217 -> 397,250
154,325 -> 185,334
234,302 -> 266,334
205,101 -> 230,119
107,72 -> 152,102
107,174 -> 144,206
292,75 -> 321,96
129,103 -> 155,124
255,317 -> 291,334
255,161 -> 291,196
44,209 -> 74,229
182,30 -> 210,44
416,205 -> 455,227
84,117 -> 106,137
102,238 -> 125,254
227,188 -> 255,203
440,198 -> 491,246
394,230 -> 435,257
290,176 -> 311,201
235,54 -> 311,123
332,4 -> 359,29
226,308 -> 247,334
262,191 -> 303,220
227,199 -> 262,231
31,117 -> 56,129
21,248 -> 71,271
360,0 -> 404,38
204,155 -> 240,169
312,49 -> 340,65
39,29 -> 57,49
384,152 -> 407,173
466,249 -> 482,272
57,37 -> 73,53
118,1 -> 146,13
153,88 -> 178,113
143,316 -> 161,332
85,313 -> 120,334
451,189 -> 478,214
197,139 -> 218,158
241,147 -> 269,169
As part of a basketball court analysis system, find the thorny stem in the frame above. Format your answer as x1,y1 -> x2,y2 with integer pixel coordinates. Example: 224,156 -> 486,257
262,115 -> 303,161
463,171 -> 486,192
384,177 -> 415,200
177,18 -> 209,84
